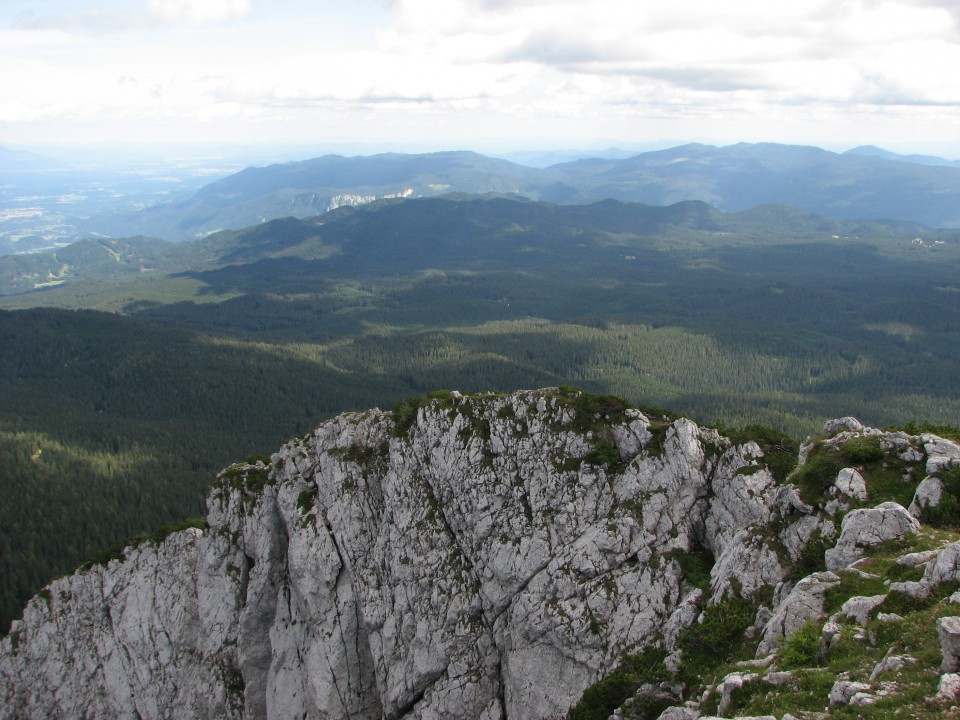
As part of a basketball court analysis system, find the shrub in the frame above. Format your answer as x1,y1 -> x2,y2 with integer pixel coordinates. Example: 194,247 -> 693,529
780,621 -> 822,668
920,465 -> 960,529
583,440 -> 621,469
677,596 -> 757,684
790,449 -> 845,506
555,387 -> 633,433
673,547 -> 715,591
791,529 -> 829,580
840,436 -> 884,464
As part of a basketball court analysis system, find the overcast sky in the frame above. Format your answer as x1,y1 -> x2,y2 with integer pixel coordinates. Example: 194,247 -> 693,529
2,0 -> 960,157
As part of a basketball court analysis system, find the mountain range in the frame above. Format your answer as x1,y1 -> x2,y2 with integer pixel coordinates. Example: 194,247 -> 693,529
80,142 -> 960,242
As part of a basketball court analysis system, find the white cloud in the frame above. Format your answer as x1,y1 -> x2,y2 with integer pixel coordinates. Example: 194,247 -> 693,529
379,0 -> 960,108
147,0 -> 252,25
2,0 -> 960,151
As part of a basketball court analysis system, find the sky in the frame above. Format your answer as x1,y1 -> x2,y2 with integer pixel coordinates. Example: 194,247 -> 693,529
2,0 -> 960,158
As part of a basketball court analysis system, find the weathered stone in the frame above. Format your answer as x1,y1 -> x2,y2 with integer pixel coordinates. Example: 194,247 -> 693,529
896,549 -> 940,568
756,571 -> 840,657
709,530 -> 785,602
833,468 -> 868,501
715,671 -> 757,715
829,680 -> 872,705
824,502 -> 920,571
938,616 -> 960,672
936,673 -> 960,702
824,417 -> 865,435
654,706 -> 701,720
837,594 -> 887,625
889,580 -> 931,599
821,621 -> 842,651
663,590 -> 703,651
850,691 -> 877,705
908,476 -> 944,518
900,446 -> 924,463
869,652 -> 915,681
923,435 -> 960,475
763,670 -> 793,686
924,541 -> 960,586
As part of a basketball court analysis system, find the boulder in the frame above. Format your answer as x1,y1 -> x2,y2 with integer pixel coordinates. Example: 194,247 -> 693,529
923,435 -> 960,476
715,671 -> 757,715
938,616 -> 960,672
756,571 -> 840,657
824,502 -> 920,571
908,476 -> 943,518
937,673 -> 960,702
924,541 -> 960,586
829,680 -> 872,705
833,468 -> 867,502
836,594 -> 886,625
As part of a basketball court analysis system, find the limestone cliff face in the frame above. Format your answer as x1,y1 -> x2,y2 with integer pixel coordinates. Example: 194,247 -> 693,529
0,389 -> 949,719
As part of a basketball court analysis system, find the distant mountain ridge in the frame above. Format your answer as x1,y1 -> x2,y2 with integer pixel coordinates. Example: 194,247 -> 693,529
843,144 -> 960,168
4,196 -> 948,298
82,143 -> 960,241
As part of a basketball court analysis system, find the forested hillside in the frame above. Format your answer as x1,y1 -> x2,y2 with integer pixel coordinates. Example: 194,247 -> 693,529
2,195 -> 960,632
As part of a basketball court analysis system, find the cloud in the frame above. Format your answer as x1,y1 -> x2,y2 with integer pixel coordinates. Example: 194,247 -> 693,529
380,0 -> 960,108
147,0 -> 252,25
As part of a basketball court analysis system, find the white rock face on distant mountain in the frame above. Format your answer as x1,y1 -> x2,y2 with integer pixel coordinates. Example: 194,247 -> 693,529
1,390 -> 958,719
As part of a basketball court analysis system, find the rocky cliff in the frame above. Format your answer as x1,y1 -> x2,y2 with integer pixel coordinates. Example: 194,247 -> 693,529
3,388 -> 960,719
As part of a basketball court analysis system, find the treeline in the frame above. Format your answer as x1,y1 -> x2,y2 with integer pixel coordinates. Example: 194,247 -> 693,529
0,309 -> 416,631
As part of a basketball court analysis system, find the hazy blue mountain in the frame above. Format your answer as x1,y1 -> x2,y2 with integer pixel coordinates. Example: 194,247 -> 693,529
843,144 -> 960,168
85,151 -> 547,242
79,143 -> 960,241
0,146 -> 68,172
548,142 -> 960,226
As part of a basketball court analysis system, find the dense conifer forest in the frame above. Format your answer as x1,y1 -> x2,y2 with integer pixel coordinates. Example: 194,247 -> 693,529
1,195 -> 959,630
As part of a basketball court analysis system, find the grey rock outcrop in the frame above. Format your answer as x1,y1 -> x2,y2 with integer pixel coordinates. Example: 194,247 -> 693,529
829,679 -> 872,705
923,434 -> 960,475
2,396 -> 955,720
938,617 -> 960,672
833,468 -> 868,502
824,502 -> 920,571
836,594 -> 887,625
0,390 -> 815,720
909,476 -> 943,518
755,571 -> 840,657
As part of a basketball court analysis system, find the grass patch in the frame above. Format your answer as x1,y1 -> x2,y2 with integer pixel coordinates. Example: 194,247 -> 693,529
677,595 -> 758,687
841,436 -> 885,464
555,386 -> 633,433
790,446 -> 846,506
669,546 -> 715,592
567,646 -> 669,720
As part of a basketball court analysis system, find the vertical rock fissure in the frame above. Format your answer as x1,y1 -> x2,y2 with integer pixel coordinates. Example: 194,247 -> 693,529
240,553 -> 254,608
322,515 -> 381,718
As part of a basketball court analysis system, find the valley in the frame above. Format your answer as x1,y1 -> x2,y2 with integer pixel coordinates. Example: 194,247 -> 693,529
1,145 -> 959,659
